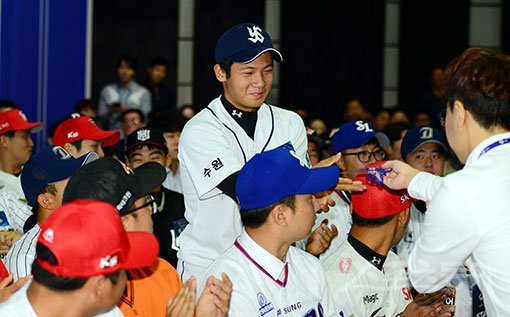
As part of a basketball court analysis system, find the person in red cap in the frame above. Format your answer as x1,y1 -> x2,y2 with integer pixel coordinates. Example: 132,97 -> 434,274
0,109 -> 42,198
52,114 -> 119,158
0,199 -> 159,316
322,162 -> 455,317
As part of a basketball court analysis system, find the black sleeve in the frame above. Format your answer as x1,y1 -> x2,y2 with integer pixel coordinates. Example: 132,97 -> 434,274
217,172 -> 239,203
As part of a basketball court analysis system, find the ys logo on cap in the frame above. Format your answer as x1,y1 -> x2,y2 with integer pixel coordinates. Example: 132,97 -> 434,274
137,129 -> 151,141
247,26 -> 264,43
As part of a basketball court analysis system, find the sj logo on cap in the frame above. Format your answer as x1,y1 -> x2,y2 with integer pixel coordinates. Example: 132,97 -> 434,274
247,26 -> 264,43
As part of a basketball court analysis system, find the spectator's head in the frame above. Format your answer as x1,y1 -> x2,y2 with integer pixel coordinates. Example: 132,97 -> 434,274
401,126 -> 447,176
74,99 -> 98,118
122,109 -> 146,137
372,107 -> 391,131
236,143 -> 339,242
0,109 -> 43,172
442,47 -> 510,163
147,56 -> 169,85
412,111 -> 432,127
53,114 -> 120,158
116,54 -> 138,85
381,121 -> 412,161
309,118 -> 328,137
331,120 -> 389,179
124,127 -> 169,170
389,106 -> 411,125
31,199 -> 158,314
343,98 -> 371,122
148,111 -> 184,162
178,104 -> 196,121
351,162 -> 412,246
63,157 -> 166,233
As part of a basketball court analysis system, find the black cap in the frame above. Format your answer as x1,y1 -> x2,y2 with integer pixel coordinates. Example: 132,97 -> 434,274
124,127 -> 168,155
62,157 -> 166,216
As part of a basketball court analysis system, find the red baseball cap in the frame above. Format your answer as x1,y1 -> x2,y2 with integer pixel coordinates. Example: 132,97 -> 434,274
0,109 -> 42,136
36,199 -> 159,278
53,115 -> 120,147
351,161 -> 412,219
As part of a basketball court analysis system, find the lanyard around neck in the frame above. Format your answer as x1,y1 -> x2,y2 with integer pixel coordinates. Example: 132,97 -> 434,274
478,138 -> 510,158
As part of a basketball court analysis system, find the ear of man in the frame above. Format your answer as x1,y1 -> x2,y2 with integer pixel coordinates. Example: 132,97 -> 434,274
214,64 -> 227,82
270,203 -> 290,227
63,143 -> 78,157
37,192 -> 55,210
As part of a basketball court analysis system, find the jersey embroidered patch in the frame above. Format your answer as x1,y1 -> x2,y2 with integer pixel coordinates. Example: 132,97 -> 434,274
257,292 -> 274,316
339,258 -> 352,273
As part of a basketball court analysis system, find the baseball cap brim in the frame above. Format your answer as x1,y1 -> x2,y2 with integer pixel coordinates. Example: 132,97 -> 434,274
407,140 -> 448,155
11,121 -> 43,133
122,231 -> 159,269
48,151 -> 99,184
87,130 -> 120,147
130,162 -> 167,200
231,47 -> 283,64
124,140 -> 168,155
295,165 -> 340,195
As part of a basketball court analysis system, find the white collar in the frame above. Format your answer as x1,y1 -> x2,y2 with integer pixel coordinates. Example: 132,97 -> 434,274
465,132 -> 510,165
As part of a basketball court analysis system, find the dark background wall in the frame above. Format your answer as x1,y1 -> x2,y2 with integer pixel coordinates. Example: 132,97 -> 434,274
280,1 -> 385,127
399,0 -> 469,116
92,0 -> 178,105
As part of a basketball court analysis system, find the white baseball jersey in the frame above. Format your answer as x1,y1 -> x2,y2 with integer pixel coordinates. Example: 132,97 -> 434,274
312,190 -> 352,262
178,97 -> 308,279
3,224 -> 40,281
0,190 -> 32,234
197,229 -> 337,317
395,204 -> 473,316
0,171 -> 24,200
322,240 -> 412,317
0,281 -> 123,316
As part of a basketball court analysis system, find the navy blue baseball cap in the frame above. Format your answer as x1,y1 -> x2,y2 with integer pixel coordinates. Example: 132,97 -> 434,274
236,143 -> 339,210
215,22 -> 283,64
21,146 -> 99,206
400,125 -> 447,159
332,120 -> 390,154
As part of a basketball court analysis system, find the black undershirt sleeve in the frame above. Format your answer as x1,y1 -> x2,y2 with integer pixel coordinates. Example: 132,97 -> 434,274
217,172 -> 239,203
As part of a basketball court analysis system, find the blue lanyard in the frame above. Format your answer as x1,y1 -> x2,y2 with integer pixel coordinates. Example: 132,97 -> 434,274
478,138 -> 510,158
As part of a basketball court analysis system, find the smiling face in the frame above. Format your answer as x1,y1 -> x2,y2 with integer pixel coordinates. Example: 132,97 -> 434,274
215,52 -> 274,112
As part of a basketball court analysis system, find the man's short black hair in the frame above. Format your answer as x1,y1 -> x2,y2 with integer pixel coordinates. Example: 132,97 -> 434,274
0,99 -> 20,111
32,244 -> 122,291
351,209 -> 396,227
122,109 -> 145,122
116,54 -> 138,71
149,56 -> 169,68
240,196 -> 296,228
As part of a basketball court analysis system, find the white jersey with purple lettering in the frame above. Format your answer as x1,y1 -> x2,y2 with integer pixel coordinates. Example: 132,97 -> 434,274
322,240 -> 412,317
178,97 -> 308,280
198,229 -> 337,317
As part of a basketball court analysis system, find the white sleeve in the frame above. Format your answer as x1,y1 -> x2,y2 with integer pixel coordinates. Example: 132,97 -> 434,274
139,89 -> 151,116
0,191 -> 31,234
408,185 -> 479,293
3,235 -> 35,281
179,120 -> 244,199
408,172 -> 444,201
289,112 -> 309,167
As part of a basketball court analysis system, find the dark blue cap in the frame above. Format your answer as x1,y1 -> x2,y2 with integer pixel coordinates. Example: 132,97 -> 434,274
401,125 -> 447,159
332,120 -> 390,154
236,143 -> 339,210
21,146 -> 98,206
215,22 -> 283,64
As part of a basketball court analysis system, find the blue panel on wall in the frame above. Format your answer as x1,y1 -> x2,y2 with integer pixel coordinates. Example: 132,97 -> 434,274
0,0 -> 88,150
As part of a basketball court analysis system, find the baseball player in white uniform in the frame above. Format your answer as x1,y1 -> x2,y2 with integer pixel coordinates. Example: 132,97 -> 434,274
177,22 -> 309,280
312,120 -> 389,261
198,144 -> 340,316
2,146 -> 97,280
322,162 -> 455,317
